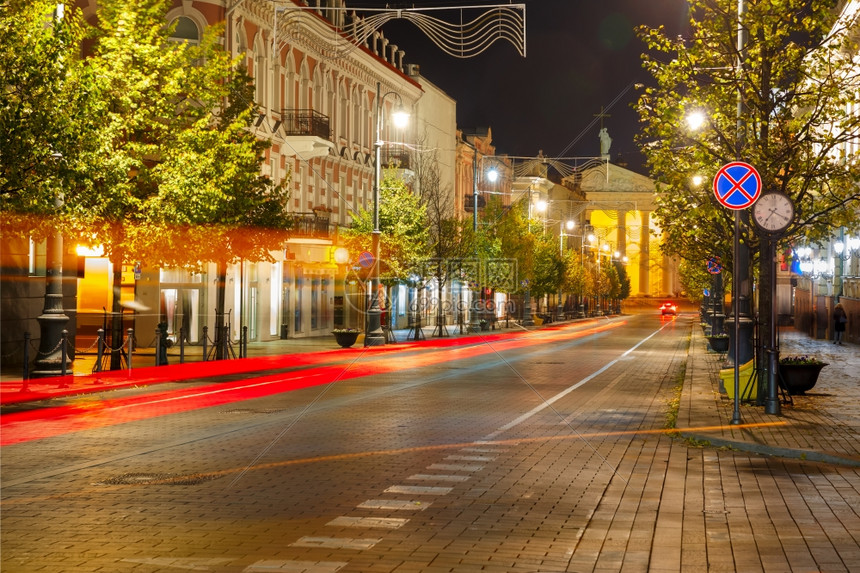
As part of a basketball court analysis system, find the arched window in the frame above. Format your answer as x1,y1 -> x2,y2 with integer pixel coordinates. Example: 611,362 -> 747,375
253,36 -> 267,107
352,87 -> 361,147
169,16 -> 200,44
338,83 -> 348,141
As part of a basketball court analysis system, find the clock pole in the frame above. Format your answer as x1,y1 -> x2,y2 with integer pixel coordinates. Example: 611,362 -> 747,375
752,192 -> 794,416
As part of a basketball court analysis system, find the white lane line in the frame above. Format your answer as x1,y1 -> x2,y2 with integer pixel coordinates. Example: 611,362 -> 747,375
123,558 -> 232,569
426,463 -> 483,471
481,321 -> 672,441
384,485 -> 452,495
326,516 -> 409,529
357,499 -> 430,511
460,447 -> 507,453
444,455 -> 496,462
407,474 -> 471,482
244,560 -> 348,572
290,537 -> 381,550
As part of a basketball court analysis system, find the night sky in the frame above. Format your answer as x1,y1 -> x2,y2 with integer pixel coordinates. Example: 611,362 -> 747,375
348,0 -> 690,174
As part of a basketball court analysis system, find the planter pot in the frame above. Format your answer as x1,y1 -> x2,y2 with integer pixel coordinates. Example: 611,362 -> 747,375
707,336 -> 730,353
778,362 -> 827,395
332,331 -> 360,348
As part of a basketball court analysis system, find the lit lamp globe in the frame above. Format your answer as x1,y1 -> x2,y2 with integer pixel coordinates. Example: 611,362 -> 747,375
334,247 -> 350,265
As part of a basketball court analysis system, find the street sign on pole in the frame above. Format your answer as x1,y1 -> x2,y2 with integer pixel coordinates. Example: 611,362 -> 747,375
358,251 -> 375,269
707,256 -> 722,275
713,161 -> 762,210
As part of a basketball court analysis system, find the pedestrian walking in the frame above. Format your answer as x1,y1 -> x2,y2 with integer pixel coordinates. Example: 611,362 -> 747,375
833,302 -> 847,345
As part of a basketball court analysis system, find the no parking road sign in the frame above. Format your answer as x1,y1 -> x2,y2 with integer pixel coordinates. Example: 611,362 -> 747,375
707,256 -> 722,275
713,161 -> 762,210
358,251 -> 375,268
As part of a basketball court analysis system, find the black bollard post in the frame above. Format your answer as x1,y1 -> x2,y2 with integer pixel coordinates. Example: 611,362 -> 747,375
242,326 -> 248,358
127,328 -> 134,376
155,328 -> 162,366
22,332 -> 31,392
95,328 -> 104,373
58,330 -> 69,388
179,327 -> 185,364
202,326 -> 208,362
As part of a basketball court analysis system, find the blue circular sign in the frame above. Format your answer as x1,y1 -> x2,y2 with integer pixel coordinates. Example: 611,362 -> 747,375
707,256 -> 722,275
358,251 -> 375,268
713,161 -> 762,210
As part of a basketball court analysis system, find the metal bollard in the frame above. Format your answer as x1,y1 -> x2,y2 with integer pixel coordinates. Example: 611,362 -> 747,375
127,328 -> 134,377
22,332 -> 31,391
179,327 -> 185,364
242,325 -> 248,358
157,327 -> 163,366
58,330 -> 70,388
202,326 -> 208,362
96,328 -> 104,373
61,330 -> 68,377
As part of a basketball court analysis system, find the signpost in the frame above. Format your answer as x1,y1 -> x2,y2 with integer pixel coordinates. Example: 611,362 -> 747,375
714,161 -> 762,426
358,251 -> 375,269
707,256 -> 723,275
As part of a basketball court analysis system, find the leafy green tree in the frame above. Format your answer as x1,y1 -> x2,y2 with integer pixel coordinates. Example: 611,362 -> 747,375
637,0 -> 860,371
637,0 -> 859,266
613,260 -> 631,301
342,168 -> 429,288
531,231 -> 564,312
0,0 -> 98,239
29,0 -> 291,365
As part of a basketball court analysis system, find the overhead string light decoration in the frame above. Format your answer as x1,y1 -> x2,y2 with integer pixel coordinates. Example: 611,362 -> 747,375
273,3 -> 526,62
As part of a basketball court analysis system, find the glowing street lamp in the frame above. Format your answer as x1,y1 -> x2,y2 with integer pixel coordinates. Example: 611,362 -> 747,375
366,82 -> 409,346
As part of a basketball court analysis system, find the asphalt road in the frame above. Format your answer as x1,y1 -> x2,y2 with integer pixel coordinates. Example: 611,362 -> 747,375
2,314 -> 856,572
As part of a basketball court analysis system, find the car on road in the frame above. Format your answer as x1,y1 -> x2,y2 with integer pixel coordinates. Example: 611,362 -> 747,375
660,302 -> 678,315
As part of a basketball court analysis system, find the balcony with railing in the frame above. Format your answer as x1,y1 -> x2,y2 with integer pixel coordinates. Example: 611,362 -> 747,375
280,109 -> 335,159
288,212 -> 338,240
380,148 -> 412,171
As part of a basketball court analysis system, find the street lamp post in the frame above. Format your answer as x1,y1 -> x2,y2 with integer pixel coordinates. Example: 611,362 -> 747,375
366,82 -> 408,347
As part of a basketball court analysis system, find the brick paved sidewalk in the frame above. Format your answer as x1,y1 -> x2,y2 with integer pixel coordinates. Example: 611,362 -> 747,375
679,320 -> 860,467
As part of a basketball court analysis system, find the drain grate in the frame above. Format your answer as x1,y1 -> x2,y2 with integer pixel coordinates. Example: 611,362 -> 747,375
99,472 -> 221,486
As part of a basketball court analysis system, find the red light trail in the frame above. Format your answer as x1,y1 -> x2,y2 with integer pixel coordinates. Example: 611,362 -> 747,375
1,320 -> 623,446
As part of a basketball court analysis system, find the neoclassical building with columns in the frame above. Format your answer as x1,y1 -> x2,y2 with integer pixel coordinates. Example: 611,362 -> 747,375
565,161 -> 680,299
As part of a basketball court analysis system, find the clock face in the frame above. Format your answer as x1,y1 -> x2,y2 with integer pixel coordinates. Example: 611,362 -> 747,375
753,193 -> 794,233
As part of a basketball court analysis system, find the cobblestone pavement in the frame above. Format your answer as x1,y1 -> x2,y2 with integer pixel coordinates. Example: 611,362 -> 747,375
2,314 -> 859,572
680,324 -> 860,467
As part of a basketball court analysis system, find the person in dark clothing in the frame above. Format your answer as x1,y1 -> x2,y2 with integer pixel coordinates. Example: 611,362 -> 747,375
833,303 -> 847,345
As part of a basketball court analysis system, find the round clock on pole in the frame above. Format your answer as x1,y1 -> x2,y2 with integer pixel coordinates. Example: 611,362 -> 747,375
752,192 -> 794,235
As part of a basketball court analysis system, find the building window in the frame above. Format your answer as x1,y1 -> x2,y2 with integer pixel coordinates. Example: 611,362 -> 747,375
169,16 -> 200,45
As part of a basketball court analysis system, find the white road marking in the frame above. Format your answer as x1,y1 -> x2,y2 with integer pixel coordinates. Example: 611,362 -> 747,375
460,447 -> 507,453
290,537 -> 381,550
357,499 -> 430,511
481,321 -> 672,441
243,560 -> 348,572
407,474 -> 471,482
444,455 -> 496,462
426,463 -> 483,471
326,516 -> 409,529
384,485 -> 452,495
121,557 -> 231,570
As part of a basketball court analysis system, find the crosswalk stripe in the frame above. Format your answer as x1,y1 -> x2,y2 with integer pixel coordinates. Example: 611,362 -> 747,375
290,537 -> 381,550
326,516 -> 409,529
445,455 -> 496,462
384,485 -> 452,495
243,560 -> 349,572
407,474 -> 471,482
427,463 -> 483,471
357,499 -> 430,511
